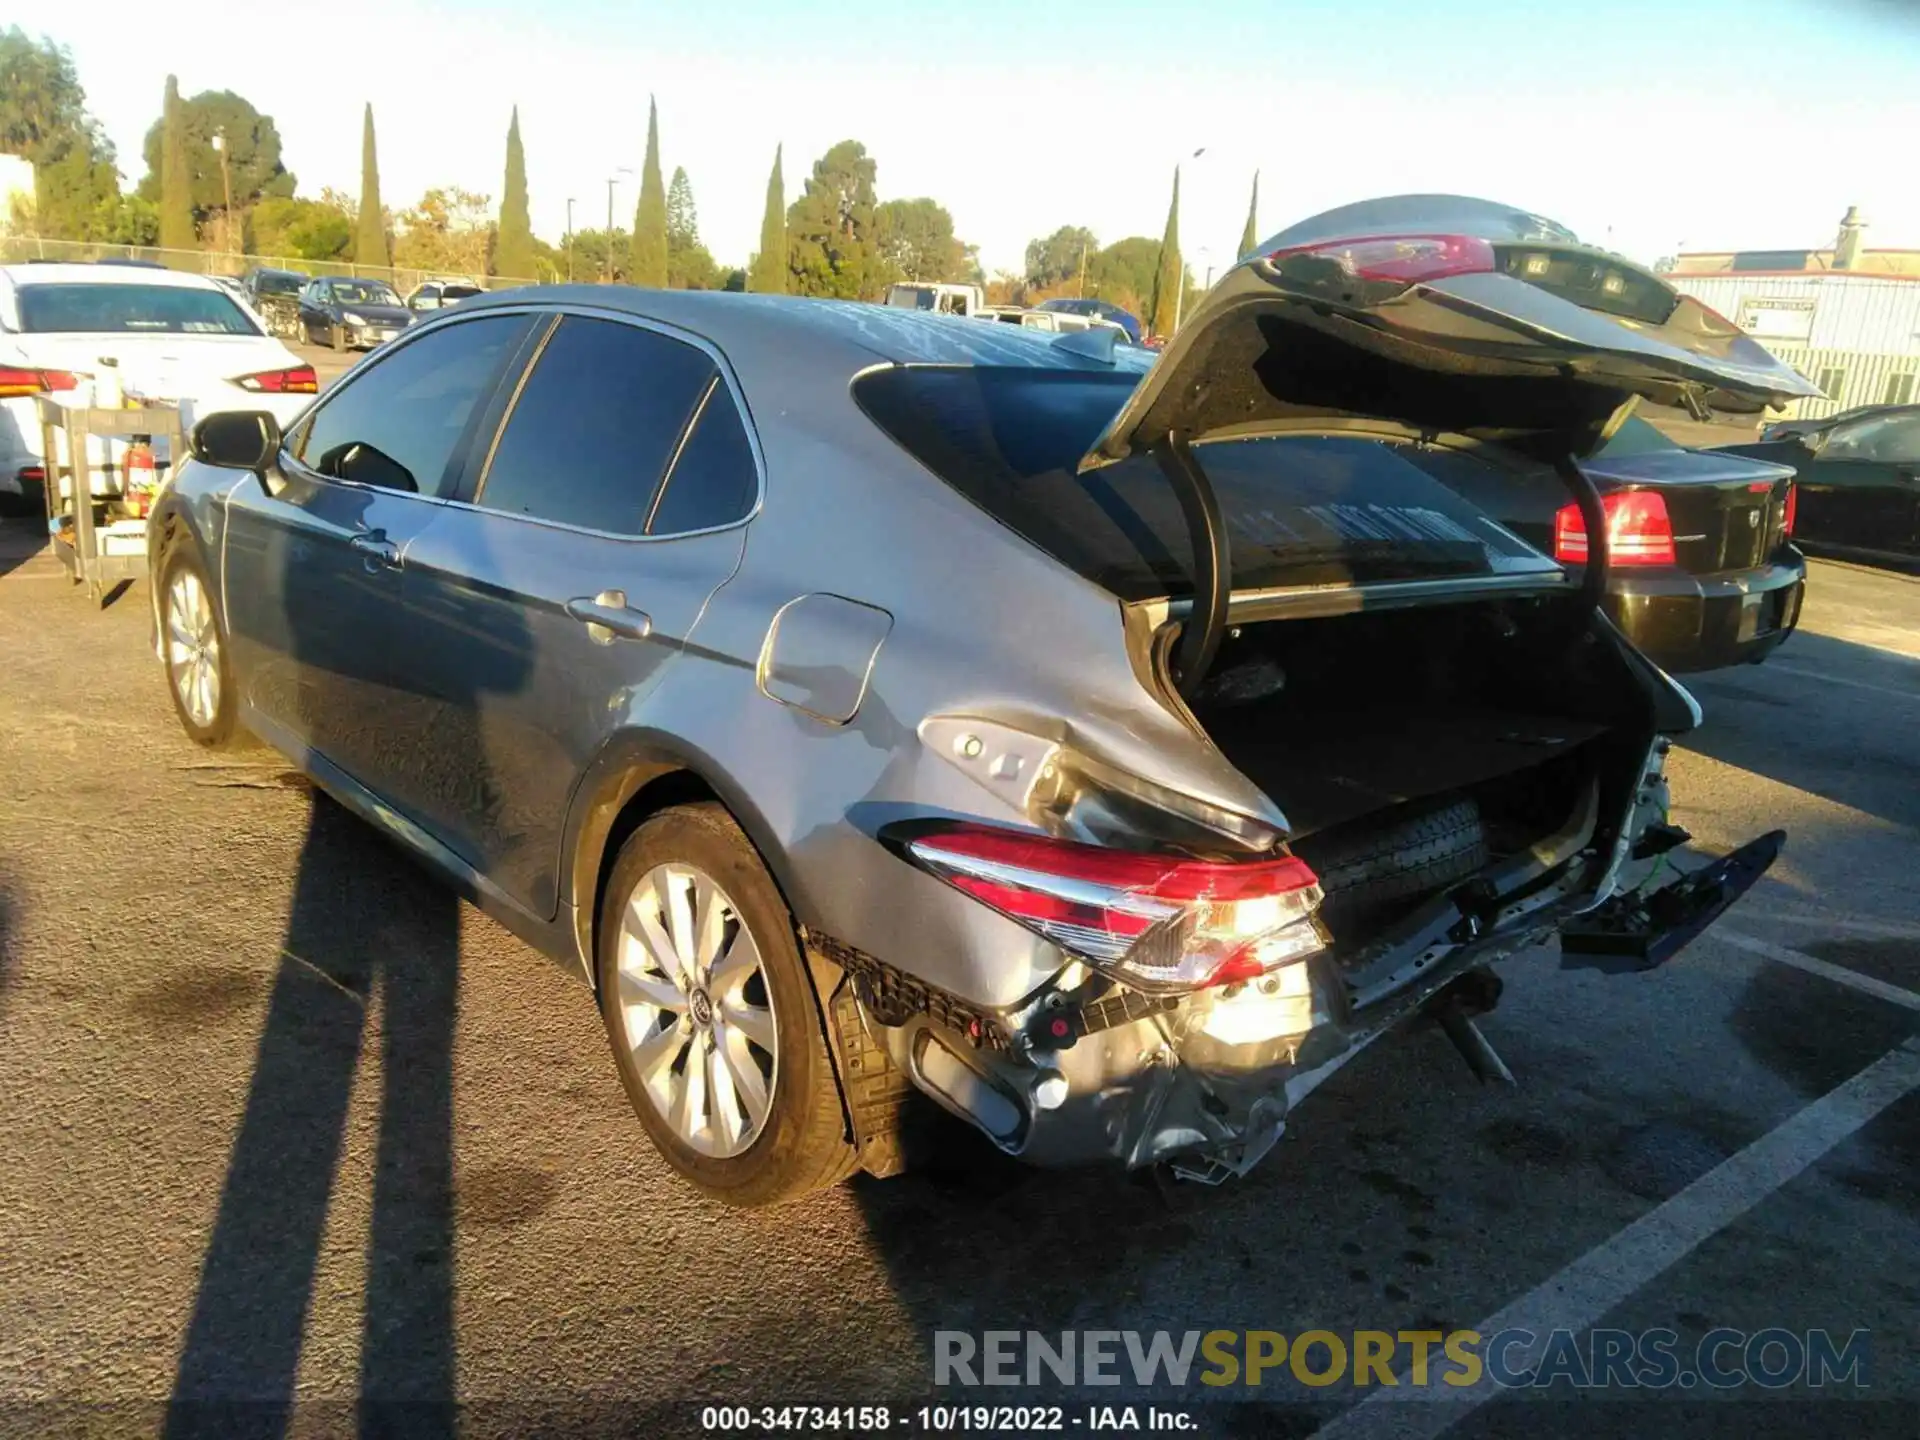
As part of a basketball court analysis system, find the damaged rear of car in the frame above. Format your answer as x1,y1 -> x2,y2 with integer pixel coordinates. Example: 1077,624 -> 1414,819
844,195 -> 1815,1184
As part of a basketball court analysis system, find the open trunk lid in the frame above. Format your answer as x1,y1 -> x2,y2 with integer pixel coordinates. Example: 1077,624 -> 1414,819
1081,195 -> 1820,472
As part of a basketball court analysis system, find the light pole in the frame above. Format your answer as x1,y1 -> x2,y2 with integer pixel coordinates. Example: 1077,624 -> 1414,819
1172,145 -> 1207,336
210,130 -> 233,257
604,167 -> 632,283
566,197 -> 577,282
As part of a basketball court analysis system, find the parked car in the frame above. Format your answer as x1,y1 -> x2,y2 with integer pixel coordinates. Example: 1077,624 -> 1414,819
296,276 -> 413,350
1714,404 -> 1920,568
1036,296 -> 1143,343
0,263 -> 315,515
979,305 -> 1132,340
1426,414 -> 1803,671
404,278 -> 486,313
148,194 -> 1810,1206
241,267 -> 311,341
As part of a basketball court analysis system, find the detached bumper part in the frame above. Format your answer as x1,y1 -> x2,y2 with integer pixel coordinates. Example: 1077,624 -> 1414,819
1560,829 -> 1784,973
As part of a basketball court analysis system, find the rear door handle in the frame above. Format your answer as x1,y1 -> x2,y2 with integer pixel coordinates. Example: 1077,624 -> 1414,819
565,589 -> 654,644
348,530 -> 400,570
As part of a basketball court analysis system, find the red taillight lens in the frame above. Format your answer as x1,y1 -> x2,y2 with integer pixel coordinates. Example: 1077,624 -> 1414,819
1782,482 -> 1797,536
1552,490 -> 1677,568
0,366 -> 79,398
1269,233 -> 1498,284
234,365 -> 318,395
898,822 -> 1324,993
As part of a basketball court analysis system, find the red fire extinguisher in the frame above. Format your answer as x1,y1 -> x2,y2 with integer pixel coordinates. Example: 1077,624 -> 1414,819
122,439 -> 157,519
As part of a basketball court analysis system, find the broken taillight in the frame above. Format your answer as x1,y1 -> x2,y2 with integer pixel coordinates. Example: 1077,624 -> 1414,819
1553,490 -> 1677,567
1268,233 -> 1498,284
895,822 -> 1324,994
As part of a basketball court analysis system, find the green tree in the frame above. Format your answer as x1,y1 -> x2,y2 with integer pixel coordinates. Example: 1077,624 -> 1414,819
786,140 -> 880,300
1149,167 -> 1182,338
664,167 -> 720,289
876,197 -> 975,286
392,187 -> 491,276
356,103 -> 388,267
1024,225 -> 1098,290
0,28 -> 87,162
628,97 -> 668,287
748,144 -> 785,295
567,227 -> 630,284
249,196 -> 351,260
1239,172 -> 1259,260
139,90 -> 294,226
158,76 -> 195,254
494,106 -> 534,280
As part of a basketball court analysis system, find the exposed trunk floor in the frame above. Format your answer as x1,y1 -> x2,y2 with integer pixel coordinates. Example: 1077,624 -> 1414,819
1205,704 -> 1610,837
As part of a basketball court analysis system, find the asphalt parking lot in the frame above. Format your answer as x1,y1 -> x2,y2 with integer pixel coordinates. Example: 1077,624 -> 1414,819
0,499 -> 1916,1437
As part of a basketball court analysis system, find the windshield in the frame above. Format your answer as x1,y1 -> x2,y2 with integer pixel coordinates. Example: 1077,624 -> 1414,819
332,282 -> 400,306
16,283 -> 262,336
257,273 -> 306,295
886,285 -> 936,311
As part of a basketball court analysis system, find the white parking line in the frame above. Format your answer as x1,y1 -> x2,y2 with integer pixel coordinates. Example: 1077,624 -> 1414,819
1758,662 -> 1920,704
1313,1035 -> 1920,1440
1711,928 -> 1920,1012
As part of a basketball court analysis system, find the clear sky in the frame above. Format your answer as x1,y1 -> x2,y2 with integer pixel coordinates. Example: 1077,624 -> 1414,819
52,0 -> 1920,277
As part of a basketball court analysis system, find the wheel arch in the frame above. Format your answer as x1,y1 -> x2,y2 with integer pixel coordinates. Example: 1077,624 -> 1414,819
562,730 -> 812,994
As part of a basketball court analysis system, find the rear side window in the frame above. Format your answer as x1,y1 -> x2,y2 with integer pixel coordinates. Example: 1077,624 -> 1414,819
855,366 -> 1547,599
475,315 -> 714,535
646,384 -> 758,534
293,313 -> 527,497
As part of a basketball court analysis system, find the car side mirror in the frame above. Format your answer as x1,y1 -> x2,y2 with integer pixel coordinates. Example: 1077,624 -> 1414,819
190,410 -> 282,473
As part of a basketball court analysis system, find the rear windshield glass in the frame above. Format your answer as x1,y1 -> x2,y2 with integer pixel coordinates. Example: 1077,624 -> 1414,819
854,366 -> 1554,600
17,283 -> 261,336
256,273 -> 306,295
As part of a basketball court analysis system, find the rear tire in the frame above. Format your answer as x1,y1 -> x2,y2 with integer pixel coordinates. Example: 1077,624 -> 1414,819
596,802 -> 857,1207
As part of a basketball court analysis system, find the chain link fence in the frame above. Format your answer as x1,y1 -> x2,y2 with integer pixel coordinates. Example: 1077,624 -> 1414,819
0,235 -> 549,294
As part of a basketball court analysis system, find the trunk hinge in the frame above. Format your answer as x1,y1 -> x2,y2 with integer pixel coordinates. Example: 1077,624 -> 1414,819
1152,430 -> 1231,699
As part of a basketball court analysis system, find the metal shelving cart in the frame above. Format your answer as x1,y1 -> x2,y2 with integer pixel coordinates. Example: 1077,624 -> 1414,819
36,395 -> 184,605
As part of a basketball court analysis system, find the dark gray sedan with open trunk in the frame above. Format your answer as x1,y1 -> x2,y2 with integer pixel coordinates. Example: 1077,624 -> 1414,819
146,195 -> 1813,1205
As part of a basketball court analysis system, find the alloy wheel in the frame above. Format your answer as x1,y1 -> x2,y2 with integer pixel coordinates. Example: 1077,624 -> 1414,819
615,863 -> 778,1158
166,568 -> 221,729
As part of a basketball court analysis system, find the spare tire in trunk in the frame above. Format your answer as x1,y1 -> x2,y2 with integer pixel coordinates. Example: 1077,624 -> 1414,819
1292,795 -> 1489,948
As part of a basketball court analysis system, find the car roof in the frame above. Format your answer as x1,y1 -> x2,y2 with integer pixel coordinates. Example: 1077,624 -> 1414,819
0,263 -> 225,291
452,286 -> 1156,378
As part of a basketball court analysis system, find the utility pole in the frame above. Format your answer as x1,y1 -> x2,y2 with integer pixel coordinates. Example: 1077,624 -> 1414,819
603,166 -> 632,283
1079,238 -> 1087,298
211,130 -> 233,257
566,197 -> 576,282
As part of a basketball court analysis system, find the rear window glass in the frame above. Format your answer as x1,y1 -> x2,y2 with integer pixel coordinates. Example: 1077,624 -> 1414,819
854,366 -> 1553,600
16,283 -> 261,336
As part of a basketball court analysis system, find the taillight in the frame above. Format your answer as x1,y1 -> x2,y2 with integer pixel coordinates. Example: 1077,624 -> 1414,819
1268,233 -> 1497,284
1782,482 -> 1797,536
1553,490 -> 1677,567
234,365 -> 318,394
896,822 -> 1324,993
0,366 -> 79,398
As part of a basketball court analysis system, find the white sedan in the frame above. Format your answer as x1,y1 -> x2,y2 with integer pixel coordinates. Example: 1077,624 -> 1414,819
0,264 -> 318,513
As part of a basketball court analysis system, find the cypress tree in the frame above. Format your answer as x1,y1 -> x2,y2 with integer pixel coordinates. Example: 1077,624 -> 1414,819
158,76 -> 195,257
356,103 -> 388,268
1149,166 -> 1182,339
748,144 -> 786,294
495,106 -> 534,281
1239,172 -> 1260,260
628,97 -> 668,287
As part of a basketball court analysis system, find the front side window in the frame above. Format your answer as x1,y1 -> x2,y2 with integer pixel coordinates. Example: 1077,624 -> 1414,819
16,283 -> 261,336
292,314 -> 528,496
474,315 -> 716,534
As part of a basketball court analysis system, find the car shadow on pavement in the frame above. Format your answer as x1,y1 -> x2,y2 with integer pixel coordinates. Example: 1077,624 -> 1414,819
1680,630 -> 1920,833
0,514 -> 49,580
167,485 -> 532,1437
